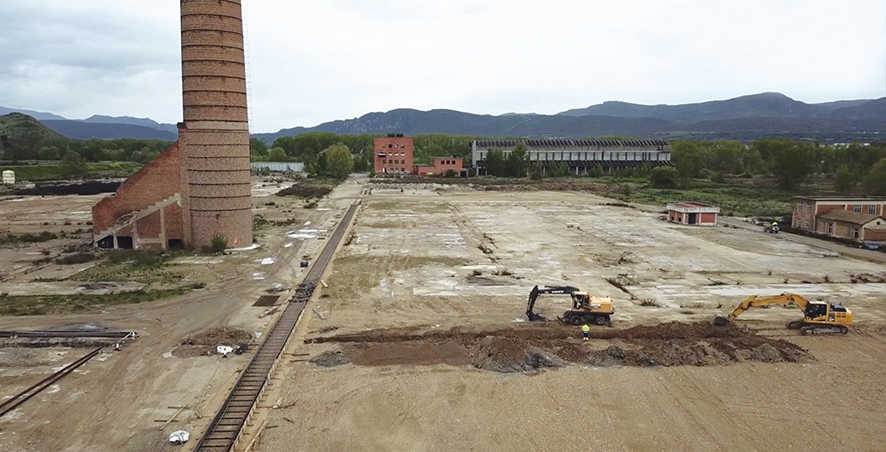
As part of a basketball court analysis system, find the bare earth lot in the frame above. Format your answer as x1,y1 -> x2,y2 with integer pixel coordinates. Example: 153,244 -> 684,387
259,186 -> 886,452
0,177 -> 365,451
1,181 -> 885,451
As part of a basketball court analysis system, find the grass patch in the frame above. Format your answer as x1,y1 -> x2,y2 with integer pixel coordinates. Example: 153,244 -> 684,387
276,178 -> 340,199
0,288 -> 189,316
55,252 -> 97,265
1,161 -> 142,181
611,182 -> 792,217
73,250 -> 186,285
0,231 -> 58,245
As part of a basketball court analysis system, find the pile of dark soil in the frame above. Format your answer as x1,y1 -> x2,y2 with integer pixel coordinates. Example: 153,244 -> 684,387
177,327 -> 253,358
276,183 -> 333,199
307,321 -> 813,373
16,181 -> 121,196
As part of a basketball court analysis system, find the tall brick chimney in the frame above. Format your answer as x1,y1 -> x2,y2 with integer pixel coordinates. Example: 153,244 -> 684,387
178,0 -> 252,248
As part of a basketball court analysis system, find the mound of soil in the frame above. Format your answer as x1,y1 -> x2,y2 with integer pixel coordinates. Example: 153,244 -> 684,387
470,336 -> 565,372
177,327 -> 253,358
307,321 -> 814,373
16,181 -> 121,196
276,184 -> 333,199
311,350 -> 350,368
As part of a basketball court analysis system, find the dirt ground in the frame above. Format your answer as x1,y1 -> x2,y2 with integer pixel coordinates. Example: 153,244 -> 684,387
254,185 -> 886,452
0,176 -> 366,451
2,180 -> 885,451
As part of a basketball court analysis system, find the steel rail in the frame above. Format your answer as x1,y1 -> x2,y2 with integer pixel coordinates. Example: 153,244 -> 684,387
0,346 -> 104,418
195,202 -> 359,451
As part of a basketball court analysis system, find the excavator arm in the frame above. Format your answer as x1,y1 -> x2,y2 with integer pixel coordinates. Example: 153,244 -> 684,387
526,285 -> 579,321
713,293 -> 810,326
726,293 -> 809,321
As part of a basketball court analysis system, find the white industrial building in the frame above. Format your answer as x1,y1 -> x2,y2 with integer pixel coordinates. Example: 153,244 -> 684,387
471,138 -> 671,176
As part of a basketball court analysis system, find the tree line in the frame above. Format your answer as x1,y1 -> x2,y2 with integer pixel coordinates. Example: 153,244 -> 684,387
668,139 -> 886,193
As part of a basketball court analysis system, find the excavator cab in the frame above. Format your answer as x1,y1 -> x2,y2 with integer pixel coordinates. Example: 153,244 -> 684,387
802,301 -> 852,327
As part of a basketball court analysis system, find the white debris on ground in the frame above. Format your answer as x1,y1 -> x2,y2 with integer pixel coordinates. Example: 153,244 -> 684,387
227,244 -> 261,252
288,229 -> 323,240
168,431 -> 190,445
216,345 -> 234,357
261,258 -> 275,265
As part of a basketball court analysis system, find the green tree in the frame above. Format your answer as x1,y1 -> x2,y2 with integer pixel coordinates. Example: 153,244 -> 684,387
670,141 -> 706,187
863,159 -> 886,195
506,143 -> 528,177
834,165 -> 855,193
38,146 -> 60,160
61,150 -> 88,177
708,141 -> 744,174
485,149 -> 506,176
767,140 -> 815,188
548,162 -> 569,177
250,138 -> 269,161
268,147 -> 288,162
323,143 -> 354,179
650,166 -> 679,188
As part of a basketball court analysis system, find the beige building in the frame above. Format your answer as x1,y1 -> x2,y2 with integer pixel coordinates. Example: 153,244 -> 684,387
815,210 -> 886,242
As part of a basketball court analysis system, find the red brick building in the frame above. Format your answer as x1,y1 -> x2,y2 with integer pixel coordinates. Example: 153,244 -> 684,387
92,143 -> 184,249
414,157 -> 466,177
667,202 -> 720,226
792,197 -> 886,242
374,135 -> 414,175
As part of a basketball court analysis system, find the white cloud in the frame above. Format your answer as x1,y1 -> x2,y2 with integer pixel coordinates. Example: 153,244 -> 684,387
2,0 -> 884,132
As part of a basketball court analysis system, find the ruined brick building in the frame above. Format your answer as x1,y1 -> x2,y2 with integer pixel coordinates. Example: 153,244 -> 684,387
93,0 -> 252,250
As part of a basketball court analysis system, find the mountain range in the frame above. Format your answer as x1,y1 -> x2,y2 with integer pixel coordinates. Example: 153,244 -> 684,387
0,106 -> 177,141
3,92 -> 885,143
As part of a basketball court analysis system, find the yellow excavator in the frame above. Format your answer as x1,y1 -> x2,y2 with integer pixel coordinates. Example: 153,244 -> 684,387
526,285 -> 615,326
714,293 -> 852,335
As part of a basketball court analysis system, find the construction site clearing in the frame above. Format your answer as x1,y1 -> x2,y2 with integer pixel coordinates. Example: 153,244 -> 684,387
2,176 -> 886,451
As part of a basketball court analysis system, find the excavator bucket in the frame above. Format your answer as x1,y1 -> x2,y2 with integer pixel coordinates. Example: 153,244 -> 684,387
712,316 -> 729,326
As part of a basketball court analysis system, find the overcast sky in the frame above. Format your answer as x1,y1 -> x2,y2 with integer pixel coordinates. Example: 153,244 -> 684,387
2,0 -> 885,132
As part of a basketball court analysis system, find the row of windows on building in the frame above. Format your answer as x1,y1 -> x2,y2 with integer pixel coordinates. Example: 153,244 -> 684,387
386,144 -> 408,149
853,205 -> 880,215
476,151 -> 668,161
438,159 -> 458,165
382,159 -> 406,165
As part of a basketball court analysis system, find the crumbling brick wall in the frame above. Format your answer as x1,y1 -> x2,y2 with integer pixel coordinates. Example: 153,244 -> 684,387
92,142 -> 183,243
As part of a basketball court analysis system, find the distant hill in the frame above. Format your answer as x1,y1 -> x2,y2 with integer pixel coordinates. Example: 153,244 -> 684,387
255,93 -> 886,144
253,109 -> 674,144
7,92 -> 886,143
0,106 -> 67,121
0,106 -> 178,140
558,92 -> 882,122
41,120 -> 177,141
0,113 -> 70,159
84,115 -> 178,134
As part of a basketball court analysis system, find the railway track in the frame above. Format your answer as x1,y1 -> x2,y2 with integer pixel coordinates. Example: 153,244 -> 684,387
195,202 -> 360,451
0,330 -> 136,339
0,346 -> 105,418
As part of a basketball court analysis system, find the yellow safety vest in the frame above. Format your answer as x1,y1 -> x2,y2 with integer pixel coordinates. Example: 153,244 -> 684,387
581,325 -> 590,332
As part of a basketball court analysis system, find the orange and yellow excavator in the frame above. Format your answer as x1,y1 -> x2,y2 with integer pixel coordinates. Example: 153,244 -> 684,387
714,293 -> 852,335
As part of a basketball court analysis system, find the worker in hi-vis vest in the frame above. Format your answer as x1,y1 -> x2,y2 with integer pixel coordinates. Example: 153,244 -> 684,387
581,324 -> 591,341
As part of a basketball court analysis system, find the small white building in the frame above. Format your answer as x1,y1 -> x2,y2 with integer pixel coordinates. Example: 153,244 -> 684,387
667,202 -> 720,226
2,170 -> 14,185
